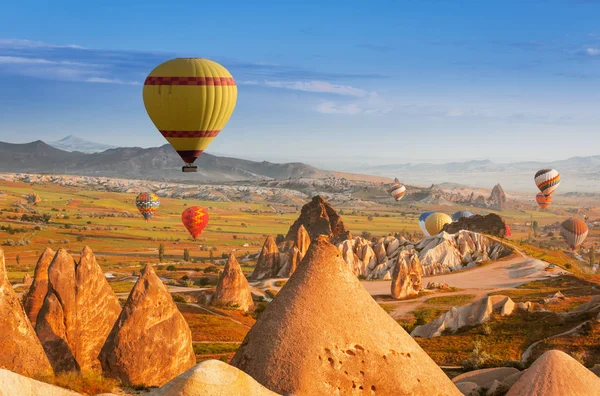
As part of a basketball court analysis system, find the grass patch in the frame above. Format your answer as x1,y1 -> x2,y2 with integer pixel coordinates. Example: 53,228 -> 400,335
109,281 -> 135,294
274,280 -> 287,288
379,304 -> 396,314
424,294 -> 476,306
193,343 -> 240,355
47,371 -> 119,395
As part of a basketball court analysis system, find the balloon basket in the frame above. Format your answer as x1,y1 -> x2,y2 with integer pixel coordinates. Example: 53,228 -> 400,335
182,165 -> 198,173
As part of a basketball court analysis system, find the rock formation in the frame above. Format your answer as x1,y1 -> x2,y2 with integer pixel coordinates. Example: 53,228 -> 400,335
99,264 -> 195,387
411,295 -> 514,339
276,247 -> 302,278
23,248 -> 55,327
36,247 -> 121,373
453,367 -> 520,388
339,231 -> 513,280
212,253 -> 254,312
155,360 -> 280,396
231,237 -> 461,395
391,248 -> 423,300
250,236 -> 280,280
285,195 -> 351,244
489,184 -> 507,211
294,224 -> 311,259
507,350 -> 600,396
26,192 -> 41,204
0,249 -> 54,378
442,213 -> 508,237
0,369 -> 82,396
22,274 -> 32,285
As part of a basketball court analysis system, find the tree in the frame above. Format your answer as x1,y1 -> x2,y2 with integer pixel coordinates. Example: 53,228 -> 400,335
532,221 -> 540,237
209,250 -> 214,264
158,244 -> 165,262
16,255 -> 20,265
367,215 -> 374,222
183,248 -> 190,262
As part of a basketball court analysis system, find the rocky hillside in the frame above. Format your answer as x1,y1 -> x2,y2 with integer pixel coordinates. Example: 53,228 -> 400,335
338,231 -> 514,280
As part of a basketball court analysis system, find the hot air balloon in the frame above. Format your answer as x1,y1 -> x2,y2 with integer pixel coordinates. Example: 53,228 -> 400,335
451,211 -> 474,222
143,58 -> 237,172
424,212 -> 452,236
419,212 -> 434,236
535,193 -> 552,210
504,224 -> 512,238
182,206 -> 210,239
535,168 -> 560,196
389,182 -> 407,201
560,218 -> 588,251
135,192 -> 160,221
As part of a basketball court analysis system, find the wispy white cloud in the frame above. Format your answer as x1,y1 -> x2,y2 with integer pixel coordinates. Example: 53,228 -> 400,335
86,77 -> 141,85
585,47 -> 600,56
317,102 -> 363,115
316,93 -> 393,115
264,80 -> 368,97
0,56 -> 89,66
0,38 -> 86,50
238,80 -> 260,85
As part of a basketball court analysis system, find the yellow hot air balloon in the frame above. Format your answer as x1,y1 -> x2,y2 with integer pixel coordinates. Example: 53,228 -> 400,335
424,212 -> 452,236
143,58 -> 237,172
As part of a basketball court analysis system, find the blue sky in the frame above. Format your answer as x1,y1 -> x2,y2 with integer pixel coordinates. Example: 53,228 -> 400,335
0,0 -> 599,168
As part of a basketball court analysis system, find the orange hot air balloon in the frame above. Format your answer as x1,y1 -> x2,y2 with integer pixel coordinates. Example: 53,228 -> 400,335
560,218 -> 588,251
182,206 -> 209,239
143,58 -> 237,172
536,193 -> 552,210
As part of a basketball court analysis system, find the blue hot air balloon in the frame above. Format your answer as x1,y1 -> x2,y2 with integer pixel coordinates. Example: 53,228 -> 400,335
452,211 -> 475,222
419,211 -> 435,236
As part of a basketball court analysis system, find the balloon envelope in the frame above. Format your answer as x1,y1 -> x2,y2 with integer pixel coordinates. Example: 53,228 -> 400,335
560,218 -> 588,250
425,213 -> 452,236
535,169 -> 560,196
182,206 -> 210,239
143,58 -> 237,166
504,224 -> 511,238
135,192 -> 160,221
419,211 -> 434,236
451,211 -> 474,222
389,183 -> 406,201
535,193 -> 552,210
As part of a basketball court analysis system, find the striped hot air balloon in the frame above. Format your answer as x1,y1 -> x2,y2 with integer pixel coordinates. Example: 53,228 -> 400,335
135,192 -> 160,221
535,193 -> 552,210
451,211 -> 475,222
560,218 -> 588,251
182,206 -> 210,240
143,58 -> 237,172
534,169 -> 560,196
419,212 -> 434,236
425,212 -> 452,236
389,182 -> 407,201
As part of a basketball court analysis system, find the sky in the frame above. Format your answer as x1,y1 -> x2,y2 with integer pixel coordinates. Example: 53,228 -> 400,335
0,0 -> 599,168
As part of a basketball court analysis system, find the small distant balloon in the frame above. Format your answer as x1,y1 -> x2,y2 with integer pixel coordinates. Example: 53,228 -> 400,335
389,182 -> 406,201
182,206 -> 210,239
419,212 -> 434,236
560,217 -> 588,251
504,224 -> 511,238
535,193 -> 552,210
135,192 -> 160,222
424,212 -> 452,236
451,211 -> 475,222
535,169 -> 560,196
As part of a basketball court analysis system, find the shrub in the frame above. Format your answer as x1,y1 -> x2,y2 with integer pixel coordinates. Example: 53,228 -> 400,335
172,294 -> 186,303
166,265 -> 177,271
461,341 -> 490,370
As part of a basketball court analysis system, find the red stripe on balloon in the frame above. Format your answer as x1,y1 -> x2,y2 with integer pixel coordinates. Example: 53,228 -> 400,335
144,76 -> 236,86
176,150 -> 204,164
160,130 -> 220,138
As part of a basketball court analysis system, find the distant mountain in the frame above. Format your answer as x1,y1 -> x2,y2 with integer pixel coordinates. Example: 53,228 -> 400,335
48,135 -> 117,153
0,140 -> 389,183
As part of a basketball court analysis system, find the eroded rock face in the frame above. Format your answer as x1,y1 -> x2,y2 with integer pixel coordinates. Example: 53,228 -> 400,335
23,248 -> 55,327
276,247 -> 302,278
35,247 -> 121,373
507,350 -> 600,396
411,295 -> 514,339
212,254 -> 254,312
0,249 -> 53,378
295,224 -> 311,260
285,195 -> 351,245
155,360 -> 280,396
231,237 -> 461,396
391,248 -> 423,300
338,231 -> 513,280
22,274 -> 32,285
99,264 -> 195,387
250,236 -> 280,280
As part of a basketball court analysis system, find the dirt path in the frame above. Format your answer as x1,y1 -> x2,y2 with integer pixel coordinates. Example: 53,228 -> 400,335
184,303 -> 251,329
361,252 -> 564,318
